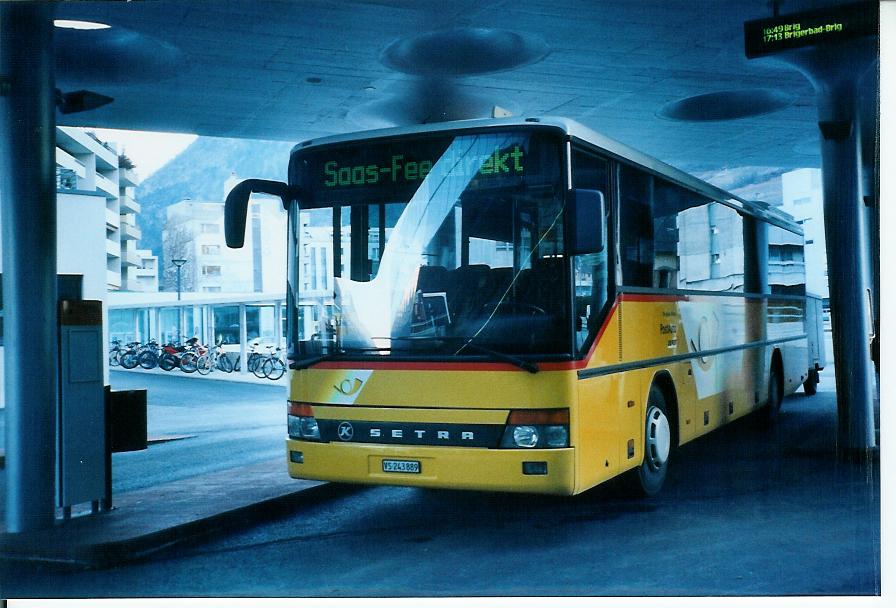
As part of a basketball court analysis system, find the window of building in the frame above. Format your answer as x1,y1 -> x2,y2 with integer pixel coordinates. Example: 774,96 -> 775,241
202,265 -> 222,276
203,286 -> 222,293
202,244 -> 221,255
200,223 -> 220,234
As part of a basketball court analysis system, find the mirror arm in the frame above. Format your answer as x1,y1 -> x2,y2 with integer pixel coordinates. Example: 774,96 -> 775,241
225,179 -> 303,248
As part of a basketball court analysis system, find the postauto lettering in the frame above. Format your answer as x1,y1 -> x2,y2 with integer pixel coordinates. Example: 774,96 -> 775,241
323,144 -> 525,187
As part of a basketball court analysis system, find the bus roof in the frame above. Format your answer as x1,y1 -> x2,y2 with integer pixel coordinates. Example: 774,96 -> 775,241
292,116 -> 801,233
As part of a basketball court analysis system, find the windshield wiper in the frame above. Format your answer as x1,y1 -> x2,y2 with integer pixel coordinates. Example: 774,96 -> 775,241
386,336 -> 539,374
456,341 -> 539,374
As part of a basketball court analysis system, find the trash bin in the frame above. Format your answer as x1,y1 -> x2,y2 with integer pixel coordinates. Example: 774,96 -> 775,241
106,387 -> 148,452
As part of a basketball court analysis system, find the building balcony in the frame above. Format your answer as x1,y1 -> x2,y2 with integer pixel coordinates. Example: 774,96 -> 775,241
56,127 -> 118,169
122,246 -> 141,267
95,172 -> 118,199
119,168 -> 139,188
119,194 -> 141,214
105,207 -> 120,229
55,147 -> 86,178
120,221 -> 142,241
106,238 -> 120,259
107,269 -> 121,289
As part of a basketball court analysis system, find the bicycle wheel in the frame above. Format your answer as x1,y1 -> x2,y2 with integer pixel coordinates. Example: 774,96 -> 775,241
253,356 -> 268,378
159,352 -> 178,371
138,350 -> 158,370
180,352 -> 198,373
248,353 -> 261,374
218,353 -> 234,373
196,354 -> 212,375
263,357 -> 286,380
120,350 -> 139,369
109,350 -> 121,367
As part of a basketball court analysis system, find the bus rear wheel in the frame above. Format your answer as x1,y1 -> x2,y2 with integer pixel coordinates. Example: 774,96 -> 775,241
761,359 -> 783,426
624,385 -> 671,497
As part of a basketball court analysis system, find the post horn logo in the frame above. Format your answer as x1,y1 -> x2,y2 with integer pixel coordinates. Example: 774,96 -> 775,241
334,377 -> 364,396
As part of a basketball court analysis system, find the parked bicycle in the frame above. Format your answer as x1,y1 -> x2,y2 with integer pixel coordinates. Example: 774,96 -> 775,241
178,337 -> 206,374
255,345 -> 286,381
109,339 -> 123,367
137,339 -> 161,370
118,341 -> 142,369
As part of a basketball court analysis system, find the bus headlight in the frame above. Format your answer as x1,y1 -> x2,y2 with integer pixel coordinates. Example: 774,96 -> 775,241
500,409 -> 570,449
512,425 -> 539,448
288,401 -> 322,441
545,425 -> 568,448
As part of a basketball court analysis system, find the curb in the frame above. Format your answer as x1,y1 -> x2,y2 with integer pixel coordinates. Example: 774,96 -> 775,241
0,470 -> 351,570
111,365 -> 287,386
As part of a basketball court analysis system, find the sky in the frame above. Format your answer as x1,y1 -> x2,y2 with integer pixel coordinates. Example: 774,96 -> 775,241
90,128 -> 198,180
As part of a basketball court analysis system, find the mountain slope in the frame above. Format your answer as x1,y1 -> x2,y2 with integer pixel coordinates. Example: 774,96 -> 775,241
135,137 -> 293,261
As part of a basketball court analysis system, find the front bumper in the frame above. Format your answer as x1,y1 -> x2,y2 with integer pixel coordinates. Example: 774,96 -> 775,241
286,438 -> 576,495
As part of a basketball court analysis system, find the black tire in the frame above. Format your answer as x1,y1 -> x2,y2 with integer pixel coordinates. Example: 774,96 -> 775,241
159,352 -> 178,371
263,357 -> 286,380
248,353 -> 262,374
120,350 -> 139,369
217,353 -> 234,373
253,356 -> 268,378
761,359 -> 784,426
180,352 -> 198,373
138,350 -> 158,370
109,351 -> 120,367
196,354 -> 212,375
622,385 -> 672,498
803,369 -> 818,396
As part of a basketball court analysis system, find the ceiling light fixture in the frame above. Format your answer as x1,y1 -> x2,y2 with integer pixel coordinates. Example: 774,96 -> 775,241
54,20 -> 111,30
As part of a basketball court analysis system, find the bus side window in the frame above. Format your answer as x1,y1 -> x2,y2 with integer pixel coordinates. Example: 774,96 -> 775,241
618,164 -> 654,288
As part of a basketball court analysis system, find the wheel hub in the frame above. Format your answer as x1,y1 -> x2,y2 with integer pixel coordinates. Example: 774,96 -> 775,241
645,405 -> 671,470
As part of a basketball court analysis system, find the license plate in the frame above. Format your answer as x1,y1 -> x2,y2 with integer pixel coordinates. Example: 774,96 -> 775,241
382,459 -> 421,474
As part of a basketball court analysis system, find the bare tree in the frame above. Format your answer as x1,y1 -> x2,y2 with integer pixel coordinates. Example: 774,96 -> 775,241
162,221 -> 196,293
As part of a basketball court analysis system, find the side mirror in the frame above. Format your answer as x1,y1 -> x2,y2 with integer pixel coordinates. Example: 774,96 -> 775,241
568,188 -> 606,255
224,179 -> 302,248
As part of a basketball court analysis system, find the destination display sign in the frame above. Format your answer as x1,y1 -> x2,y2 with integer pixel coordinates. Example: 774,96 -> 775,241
321,144 -> 525,188
295,130 -> 554,206
744,1 -> 877,59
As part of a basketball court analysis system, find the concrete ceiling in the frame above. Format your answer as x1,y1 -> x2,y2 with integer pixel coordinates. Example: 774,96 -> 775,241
52,0 -> 880,174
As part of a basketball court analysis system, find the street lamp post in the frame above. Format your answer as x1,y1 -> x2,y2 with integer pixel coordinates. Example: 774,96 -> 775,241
172,258 -> 187,301
172,258 -> 187,343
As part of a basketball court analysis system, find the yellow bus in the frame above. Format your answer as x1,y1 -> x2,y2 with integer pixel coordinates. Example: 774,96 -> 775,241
225,117 -> 823,496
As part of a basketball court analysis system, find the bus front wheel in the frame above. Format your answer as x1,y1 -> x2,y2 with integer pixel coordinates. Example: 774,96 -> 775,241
624,385 -> 671,497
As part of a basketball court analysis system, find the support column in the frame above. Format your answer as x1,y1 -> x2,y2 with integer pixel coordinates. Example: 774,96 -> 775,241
239,303 -> 248,375
817,81 -> 876,452
769,35 -> 878,455
0,3 -> 58,532
274,301 -> 283,350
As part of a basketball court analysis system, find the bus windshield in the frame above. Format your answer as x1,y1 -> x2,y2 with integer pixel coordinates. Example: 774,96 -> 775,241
289,128 -> 569,362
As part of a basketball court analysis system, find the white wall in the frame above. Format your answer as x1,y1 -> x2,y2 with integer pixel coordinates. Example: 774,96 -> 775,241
1,190 -> 110,408
782,168 -> 829,299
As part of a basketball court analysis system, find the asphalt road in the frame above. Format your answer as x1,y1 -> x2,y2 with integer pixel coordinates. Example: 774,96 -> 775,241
107,370 -> 286,493
2,364 -> 881,598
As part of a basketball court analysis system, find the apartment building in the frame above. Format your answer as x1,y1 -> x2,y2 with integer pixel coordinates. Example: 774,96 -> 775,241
54,126 -> 157,291
781,168 -> 829,301
163,195 -> 286,294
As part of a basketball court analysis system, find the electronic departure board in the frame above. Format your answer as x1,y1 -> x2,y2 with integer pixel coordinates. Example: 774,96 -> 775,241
744,1 -> 877,59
